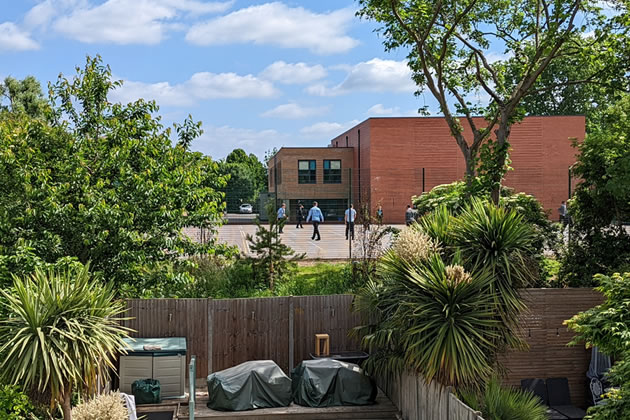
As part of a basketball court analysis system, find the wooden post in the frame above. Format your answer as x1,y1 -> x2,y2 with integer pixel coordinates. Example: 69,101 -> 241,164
207,299 -> 213,375
288,297 -> 294,370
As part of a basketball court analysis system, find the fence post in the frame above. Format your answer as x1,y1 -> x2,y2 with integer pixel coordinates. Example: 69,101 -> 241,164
288,296 -> 294,370
207,298 -> 213,375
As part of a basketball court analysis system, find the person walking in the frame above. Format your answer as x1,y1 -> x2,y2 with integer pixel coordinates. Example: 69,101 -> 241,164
277,202 -> 287,233
306,201 -> 324,241
405,204 -> 415,226
376,205 -> 384,225
345,204 -> 357,240
296,203 -> 305,229
558,201 -> 568,225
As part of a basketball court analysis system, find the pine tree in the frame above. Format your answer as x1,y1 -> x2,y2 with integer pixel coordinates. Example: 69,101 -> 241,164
246,201 -> 304,290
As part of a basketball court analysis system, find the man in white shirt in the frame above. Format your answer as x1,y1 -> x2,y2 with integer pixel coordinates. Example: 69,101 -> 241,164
277,203 -> 287,233
345,204 -> 357,240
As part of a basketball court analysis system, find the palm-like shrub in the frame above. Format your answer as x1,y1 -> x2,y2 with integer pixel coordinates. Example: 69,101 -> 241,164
355,252 -> 501,387
0,265 -> 131,419
460,376 -> 548,420
451,199 -> 536,352
354,199 -> 537,388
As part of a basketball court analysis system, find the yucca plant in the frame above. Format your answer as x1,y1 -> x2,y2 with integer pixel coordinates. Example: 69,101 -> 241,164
355,251 -> 502,388
0,264 -> 131,420
460,376 -> 548,420
451,199 -> 536,353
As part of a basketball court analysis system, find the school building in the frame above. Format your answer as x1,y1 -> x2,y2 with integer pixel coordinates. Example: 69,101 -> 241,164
267,116 -> 584,224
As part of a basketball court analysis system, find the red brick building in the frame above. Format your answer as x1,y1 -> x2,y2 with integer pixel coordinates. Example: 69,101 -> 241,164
268,116 -> 584,224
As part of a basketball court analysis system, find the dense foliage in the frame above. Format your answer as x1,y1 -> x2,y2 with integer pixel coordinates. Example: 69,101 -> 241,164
413,181 -> 558,285
71,392 -> 128,420
0,384 -> 33,420
0,57 -> 231,293
460,376 -> 548,420
219,148 -> 267,212
0,265 -> 130,419
354,200 -> 536,387
565,272 -> 630,419
559,94 -> 630,286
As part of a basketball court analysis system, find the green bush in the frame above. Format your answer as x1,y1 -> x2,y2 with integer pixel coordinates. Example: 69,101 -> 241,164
460,376 -> 548,420
0,384 -> 33,420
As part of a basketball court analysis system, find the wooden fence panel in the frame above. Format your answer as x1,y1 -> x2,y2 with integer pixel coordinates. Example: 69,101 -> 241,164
210,297 -> 290,373
292,294 -> 362,368
123,299 -> 208,379
499,288 -> 603,407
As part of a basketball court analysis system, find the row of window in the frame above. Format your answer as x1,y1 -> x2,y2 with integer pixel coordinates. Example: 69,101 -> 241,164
298,159 -> 342,184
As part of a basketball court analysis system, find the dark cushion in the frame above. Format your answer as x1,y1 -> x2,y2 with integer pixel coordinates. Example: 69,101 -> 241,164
551,405 -> 587,420
521,378 -> 548,405
547,377 -> 572,406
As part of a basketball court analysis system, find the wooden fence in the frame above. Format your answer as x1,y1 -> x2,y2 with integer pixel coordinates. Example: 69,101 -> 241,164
123,295 -> 360,378
378,371 -> 483,420
123,288 -> 602,409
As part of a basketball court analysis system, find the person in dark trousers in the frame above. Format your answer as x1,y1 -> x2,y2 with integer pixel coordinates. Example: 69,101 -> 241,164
306,201 -> 324,240
345,204 -> 357,240
405,204 -> 415,226
376,205 -> 384,225
277,202 -> 287,233
296,203 -> 305,228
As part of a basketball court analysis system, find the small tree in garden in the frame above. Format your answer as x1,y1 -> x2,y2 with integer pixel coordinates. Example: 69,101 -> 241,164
0,265 -> 131,420
246,202 -> 304,290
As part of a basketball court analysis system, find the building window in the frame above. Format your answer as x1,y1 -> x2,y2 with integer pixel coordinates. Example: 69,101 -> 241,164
323,160 -> 341,184
276,161 -> 282,185
298,160 -> 316,184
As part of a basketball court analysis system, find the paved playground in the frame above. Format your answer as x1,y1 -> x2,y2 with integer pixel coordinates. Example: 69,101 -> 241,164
210,223 -> 404,259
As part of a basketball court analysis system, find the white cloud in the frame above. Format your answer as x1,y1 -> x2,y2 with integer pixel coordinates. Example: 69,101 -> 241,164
44,0 -> 233,45
306,58 -> 415,96
186,2 -> 358,54
300,120 -> 360,138
0,22 -> 39,51
195,125 -> 289,159
260,61 -> 327,85
109,71 -> 278,106
366,104 -> 400,116
261,103 -> 328,119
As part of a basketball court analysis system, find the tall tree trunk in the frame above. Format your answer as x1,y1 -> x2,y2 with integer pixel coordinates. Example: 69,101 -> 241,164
492,114 -> 512,204
60,386 -> 72,420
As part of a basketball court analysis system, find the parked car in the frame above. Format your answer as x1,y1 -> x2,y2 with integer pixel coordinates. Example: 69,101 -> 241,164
239,203 -> 253,214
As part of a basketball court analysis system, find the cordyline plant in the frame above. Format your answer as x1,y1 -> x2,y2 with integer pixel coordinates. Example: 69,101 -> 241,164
0,264 -> 131,420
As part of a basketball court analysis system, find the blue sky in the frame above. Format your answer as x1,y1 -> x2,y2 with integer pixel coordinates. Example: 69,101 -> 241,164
1,0 -> 450,160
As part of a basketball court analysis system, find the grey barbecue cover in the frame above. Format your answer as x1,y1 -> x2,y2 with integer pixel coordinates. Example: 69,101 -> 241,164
206,360 -> 292,411
291,359 -> 376,407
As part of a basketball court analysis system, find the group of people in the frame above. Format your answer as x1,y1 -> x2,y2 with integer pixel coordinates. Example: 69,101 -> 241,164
277,201 -> 324,240
276,202 -> 390,241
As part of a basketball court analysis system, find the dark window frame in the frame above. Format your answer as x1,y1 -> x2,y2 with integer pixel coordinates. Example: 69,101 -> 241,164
298,160 -> 316,184
323,159 -> 342,184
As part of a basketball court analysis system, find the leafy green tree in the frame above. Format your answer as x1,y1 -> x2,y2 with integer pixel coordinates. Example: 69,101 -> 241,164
357,0 -> 627,202
0,56 -> 231,291
221,162 -> 257,212
246,202 -> 304,290
0,265 -> 131,420
565,272 -> 630,418
559,94 -> 630,286
0,76 -> 47,118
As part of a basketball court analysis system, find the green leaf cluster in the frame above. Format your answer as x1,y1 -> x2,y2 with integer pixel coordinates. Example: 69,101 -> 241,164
0,384 -> 34,420
218,148 -> 267,213
0,56 -> 232,291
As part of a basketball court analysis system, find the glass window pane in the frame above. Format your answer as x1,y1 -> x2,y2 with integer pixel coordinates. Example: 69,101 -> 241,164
299,161 -> 309,170
324,160 -> 330,169
331,160 -> 341,170
309,160 -> 316,169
